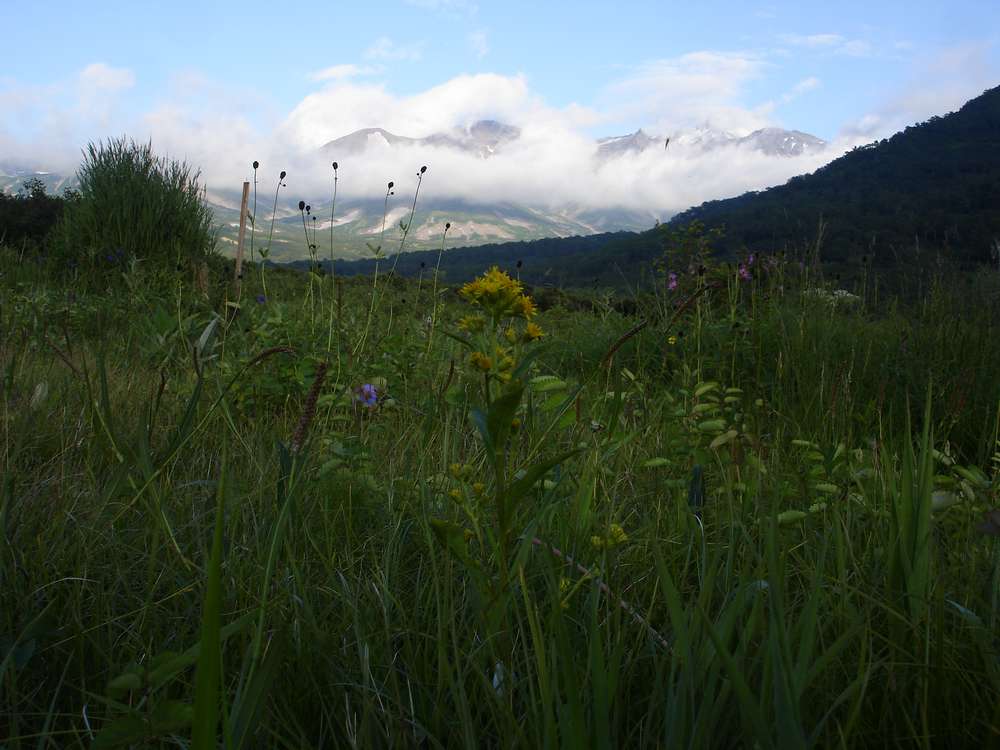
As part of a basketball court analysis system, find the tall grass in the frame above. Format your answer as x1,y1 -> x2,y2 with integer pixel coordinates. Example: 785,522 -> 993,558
2,223 -> 1000,747
51,137 -> 214,268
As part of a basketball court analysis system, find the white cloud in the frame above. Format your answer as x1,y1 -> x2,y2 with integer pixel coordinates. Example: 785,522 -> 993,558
780,33 -> 845,48
841,41 -> 998,139
779,33 -> 872,57
469,30 -> 489,60
308,64 -> 379,82
364,36 -> 425,62
278,73 -> 551,149
18,43 -> 989,228
77,62 -> 136,122
78,62 -> 135,94
605,51 -> 771,134
783,76 -> 821,102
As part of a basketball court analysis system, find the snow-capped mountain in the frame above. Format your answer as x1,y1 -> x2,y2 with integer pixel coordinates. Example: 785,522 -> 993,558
598,125 -> 827,158
320,119 -> 521,160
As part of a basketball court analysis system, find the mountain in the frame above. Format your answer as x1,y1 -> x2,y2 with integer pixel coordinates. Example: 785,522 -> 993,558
597,126 -> 827,158
320,119 -> 521,160
597,129 -> 663,157
317,85 -> 1000,286
670,85 -> 1000,264
0,162 -> 75,196
1,116 -> 828,260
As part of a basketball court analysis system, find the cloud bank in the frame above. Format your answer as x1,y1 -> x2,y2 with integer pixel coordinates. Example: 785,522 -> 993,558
1,45 -> 993,222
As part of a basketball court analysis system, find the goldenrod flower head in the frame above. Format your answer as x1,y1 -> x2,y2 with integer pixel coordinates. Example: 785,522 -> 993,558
512,294 -> 537,320
458,315 -> 486,333
449,462 -> 463,479
469,351 -> 493,371
559,576 -> 572,609
460,267 -> 537,320
667,335 -> 677,346
449,488 -> 462,500
472,482 -> 486,495
504,326 -> 518,343
523,322 -> 544,341
608,523 -> 628,546
591,523 -> 629,550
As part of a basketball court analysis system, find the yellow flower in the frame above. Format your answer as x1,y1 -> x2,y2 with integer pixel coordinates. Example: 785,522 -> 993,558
591,523 -> 629,550
469,351 -> 494,371
512,294 -> 537,320
458,315 -> 486,333
460,267 -> 539,321
608,523 -> 628,546
667,335 -> 677,346
504,326 -> 518,343
472,482 -> 486,495
523,322 -> 544,341
559,576 -> 572,609
449,488 -> 462,500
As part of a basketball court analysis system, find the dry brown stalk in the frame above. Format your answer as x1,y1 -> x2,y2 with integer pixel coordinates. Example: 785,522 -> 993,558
290,361 -> 328,454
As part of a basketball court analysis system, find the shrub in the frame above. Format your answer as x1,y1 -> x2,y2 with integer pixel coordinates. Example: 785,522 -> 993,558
52,137 -> 216,268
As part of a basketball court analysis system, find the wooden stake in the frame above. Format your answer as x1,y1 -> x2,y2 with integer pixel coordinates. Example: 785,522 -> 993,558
233,180 -> 250,304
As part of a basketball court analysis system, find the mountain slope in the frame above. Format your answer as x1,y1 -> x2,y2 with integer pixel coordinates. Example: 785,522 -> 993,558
671,85 -> 1000,263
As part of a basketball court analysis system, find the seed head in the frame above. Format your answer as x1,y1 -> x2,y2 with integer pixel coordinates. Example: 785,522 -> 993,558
420,165 -> 427,174
280,170 -> 287,180
445,222 -> 451,230
252,160 -> 259,170
298,200 -> 306,211
290,361 -> 328,453
332,161 -> 338,170
387,181 -> 394,190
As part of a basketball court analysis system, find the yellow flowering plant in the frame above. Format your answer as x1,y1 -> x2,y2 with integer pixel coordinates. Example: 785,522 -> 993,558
431,265 -> 579,646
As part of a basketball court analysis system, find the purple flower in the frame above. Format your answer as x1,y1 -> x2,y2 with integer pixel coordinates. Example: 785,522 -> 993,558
356,383 -> 378,408
738,264 -> 752,281
667,272 -> 678,291
747,253 -> 755,266
256,294 -> 266,304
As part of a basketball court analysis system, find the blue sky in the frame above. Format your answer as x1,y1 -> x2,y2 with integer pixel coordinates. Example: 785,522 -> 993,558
1,0 -> 998,214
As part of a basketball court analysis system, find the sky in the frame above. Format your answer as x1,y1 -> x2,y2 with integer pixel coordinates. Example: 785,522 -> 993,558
1,0 -> 998,217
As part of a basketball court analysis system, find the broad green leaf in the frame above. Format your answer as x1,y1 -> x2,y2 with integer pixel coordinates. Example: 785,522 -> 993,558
709,429 -> 739,450
777,510 -> 809,526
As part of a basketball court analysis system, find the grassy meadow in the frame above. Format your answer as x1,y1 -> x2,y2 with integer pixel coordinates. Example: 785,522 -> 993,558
3,146 -> 1000,748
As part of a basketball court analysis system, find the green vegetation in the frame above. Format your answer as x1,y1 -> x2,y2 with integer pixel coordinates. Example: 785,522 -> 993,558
49,137 -> 215,272
3,138 -> 1000,747
674,84 -> 1000,266
0,177 -> 74,249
